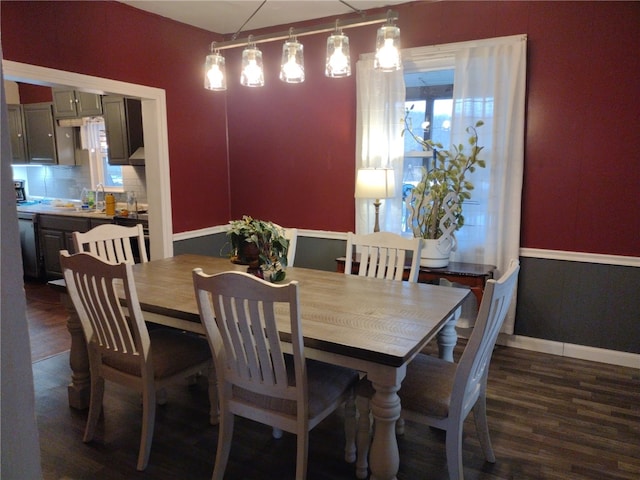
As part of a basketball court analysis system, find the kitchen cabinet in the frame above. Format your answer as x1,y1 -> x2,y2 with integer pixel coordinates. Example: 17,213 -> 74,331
38,215 -> 91,278
52,89 -> 103,118
113,214 -> 150,263
18,212 -> 41,278
37,215 -> 117,278
102,95 -> 144,166
22,102 -> 75,165
8,104 -> 28,164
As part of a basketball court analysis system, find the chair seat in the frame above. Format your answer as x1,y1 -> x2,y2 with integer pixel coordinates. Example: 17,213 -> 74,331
400,353 -> 457,419
356,353 -> 456,420
234,357 -> 358,417
102,329 -> 211,379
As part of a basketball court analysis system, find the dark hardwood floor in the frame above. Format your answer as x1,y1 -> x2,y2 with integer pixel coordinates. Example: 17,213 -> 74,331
27,279 -> 640,480
25,279 -> 71,362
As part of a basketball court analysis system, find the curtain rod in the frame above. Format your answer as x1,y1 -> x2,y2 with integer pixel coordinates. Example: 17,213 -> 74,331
211,10 -> 398,51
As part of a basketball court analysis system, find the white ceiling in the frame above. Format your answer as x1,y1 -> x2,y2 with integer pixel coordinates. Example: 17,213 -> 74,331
119,1 -> 406,35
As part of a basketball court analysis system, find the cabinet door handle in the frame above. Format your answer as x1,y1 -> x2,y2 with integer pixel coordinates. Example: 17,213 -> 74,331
48,133 -> 53,137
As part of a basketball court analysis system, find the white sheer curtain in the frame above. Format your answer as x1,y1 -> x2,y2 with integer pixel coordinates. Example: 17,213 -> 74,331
447,35 -> 526,333
80,118 -> 105,188
356,35 -> 526,333
355,58 -> 405,234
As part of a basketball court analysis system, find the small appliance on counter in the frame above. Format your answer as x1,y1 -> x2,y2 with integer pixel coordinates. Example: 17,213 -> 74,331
14,180 -> 27,203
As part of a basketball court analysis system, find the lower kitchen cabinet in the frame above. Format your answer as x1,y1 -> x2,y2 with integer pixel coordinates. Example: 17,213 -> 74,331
36,214 -> 145,278
38,215 -> 91,278
18,212 -> 41,278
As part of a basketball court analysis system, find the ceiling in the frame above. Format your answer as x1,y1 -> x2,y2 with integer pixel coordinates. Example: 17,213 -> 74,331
119,0 -> 407,35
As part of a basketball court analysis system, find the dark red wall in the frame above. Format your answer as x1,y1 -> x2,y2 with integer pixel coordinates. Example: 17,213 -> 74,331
2,0 -> 230,232
3,1 -> 639,256
18,83 -> 52,103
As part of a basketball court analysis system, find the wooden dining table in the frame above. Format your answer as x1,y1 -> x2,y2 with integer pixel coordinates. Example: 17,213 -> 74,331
52,254 -> 470,480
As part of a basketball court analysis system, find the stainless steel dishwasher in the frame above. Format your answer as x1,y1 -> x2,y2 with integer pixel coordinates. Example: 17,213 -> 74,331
18,211 -> 42,278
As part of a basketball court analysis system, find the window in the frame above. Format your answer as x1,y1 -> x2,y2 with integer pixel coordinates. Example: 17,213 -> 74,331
84,118 -> 123,191
356,35 -> 526,332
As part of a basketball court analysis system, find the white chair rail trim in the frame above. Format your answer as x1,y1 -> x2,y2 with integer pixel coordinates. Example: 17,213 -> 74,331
520,248 -> 639,268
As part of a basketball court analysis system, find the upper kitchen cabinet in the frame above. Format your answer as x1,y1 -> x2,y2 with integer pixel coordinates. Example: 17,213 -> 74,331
8,104 -> 28,164
22,103 -> 75,165
102,95 -> 144,166
52,89 -> 103,118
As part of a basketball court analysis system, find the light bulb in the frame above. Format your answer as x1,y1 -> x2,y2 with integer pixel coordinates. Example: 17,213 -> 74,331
241,46 -> 264,87
325,32 -> 351,78
204,52 -> 226,91
374,25 -> 401,72
280,39 -> 304,83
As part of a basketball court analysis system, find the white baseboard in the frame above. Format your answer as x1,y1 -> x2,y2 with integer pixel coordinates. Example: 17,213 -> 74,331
496,334 -> 640,369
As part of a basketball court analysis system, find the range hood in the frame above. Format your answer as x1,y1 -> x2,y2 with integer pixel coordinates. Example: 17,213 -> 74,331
129,147 -> 145,164
57,118 -> 85,127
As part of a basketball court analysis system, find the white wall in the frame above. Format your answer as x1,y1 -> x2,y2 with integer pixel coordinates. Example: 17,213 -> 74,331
1,56 -> 43,480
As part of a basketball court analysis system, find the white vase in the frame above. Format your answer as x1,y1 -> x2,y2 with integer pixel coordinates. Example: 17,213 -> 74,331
420,236 -> 455,268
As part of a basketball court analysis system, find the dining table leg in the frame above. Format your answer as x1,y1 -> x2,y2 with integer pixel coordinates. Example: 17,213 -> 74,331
366,367 -> 405,480
436,307 -> 461,362
61,292 -> 91,410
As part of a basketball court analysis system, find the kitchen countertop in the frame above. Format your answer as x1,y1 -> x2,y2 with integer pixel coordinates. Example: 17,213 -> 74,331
17,202 -> 148,222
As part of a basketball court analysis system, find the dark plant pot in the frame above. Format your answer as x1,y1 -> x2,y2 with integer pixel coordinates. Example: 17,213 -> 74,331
246,263 -> 264,280
230,236 -> 260,265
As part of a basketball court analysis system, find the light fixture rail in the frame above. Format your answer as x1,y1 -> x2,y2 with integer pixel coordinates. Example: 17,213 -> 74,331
211,10 -> 398,51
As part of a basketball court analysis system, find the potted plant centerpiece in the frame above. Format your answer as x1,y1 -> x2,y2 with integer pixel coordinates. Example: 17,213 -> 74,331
226,216 -> 289,282
402,108 -> 486,267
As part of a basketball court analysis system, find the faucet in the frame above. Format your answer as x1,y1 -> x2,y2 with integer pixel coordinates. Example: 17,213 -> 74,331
95,183 -> 105,211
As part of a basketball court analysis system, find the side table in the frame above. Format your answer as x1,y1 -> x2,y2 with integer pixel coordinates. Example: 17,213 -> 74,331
336,256 -> 495,308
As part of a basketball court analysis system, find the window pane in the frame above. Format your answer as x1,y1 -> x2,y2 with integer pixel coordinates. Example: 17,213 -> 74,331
432,98 -> 453,150
402,70 -> 454,234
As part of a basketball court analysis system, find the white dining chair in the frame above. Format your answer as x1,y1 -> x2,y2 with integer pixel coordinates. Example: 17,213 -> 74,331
192,269 -> 359,480
284,227 -> 298,267
272,223 -> 299,267
59,250 -> 214,471
344,231 -> 422,477
355,259 -> 520,479
73,222 -> 180,402
72,223 -> 148,264
344,231 -> 422,282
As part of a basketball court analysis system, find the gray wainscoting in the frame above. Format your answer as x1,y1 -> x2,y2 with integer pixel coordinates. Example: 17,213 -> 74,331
516,257 -> 639,354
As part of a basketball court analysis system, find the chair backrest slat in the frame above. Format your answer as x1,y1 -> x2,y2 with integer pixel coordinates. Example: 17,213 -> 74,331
194,270 -> 301,401
345,232 -> 422,283
73,223 -> 148,264
60,250 -> 149,360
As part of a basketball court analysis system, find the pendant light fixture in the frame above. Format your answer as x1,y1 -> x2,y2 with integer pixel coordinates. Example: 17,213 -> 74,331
204,43 -> 227,91
325,21 -> 351,78
280,29 -> 305,83
241,36 -> 265,87
203,7 -> 400,90
374,12 -> 401,72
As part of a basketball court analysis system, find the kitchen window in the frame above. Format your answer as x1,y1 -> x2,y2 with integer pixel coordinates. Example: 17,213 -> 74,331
83,118 -> 123,191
